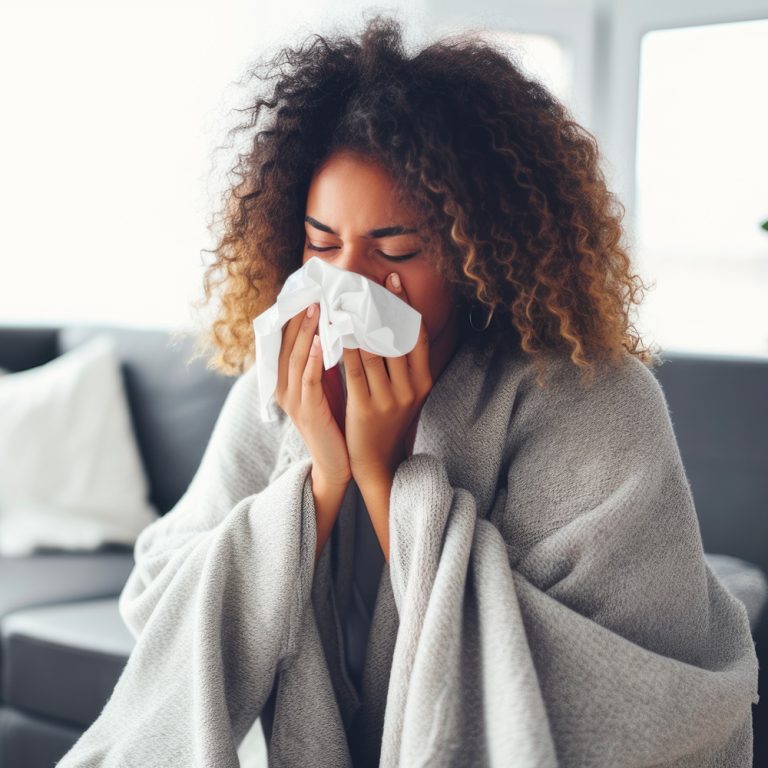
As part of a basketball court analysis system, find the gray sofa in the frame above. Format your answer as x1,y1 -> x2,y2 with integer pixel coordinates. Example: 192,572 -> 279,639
0,325 -> 766,767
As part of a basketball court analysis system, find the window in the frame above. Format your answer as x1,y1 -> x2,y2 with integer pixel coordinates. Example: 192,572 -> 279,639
425,1 -> 596,132
634,19 -> 768,357
475,30 -> 573,110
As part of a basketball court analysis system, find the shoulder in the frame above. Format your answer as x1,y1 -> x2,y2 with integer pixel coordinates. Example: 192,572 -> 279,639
502,343 -> 664,406
229,361 -> 289,426
493,345 -> 676,463
209,363 -> 291,460
493,347 -> 686,557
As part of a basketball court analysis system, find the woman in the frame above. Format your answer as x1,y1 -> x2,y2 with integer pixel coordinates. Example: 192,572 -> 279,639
57,14 -> 759,768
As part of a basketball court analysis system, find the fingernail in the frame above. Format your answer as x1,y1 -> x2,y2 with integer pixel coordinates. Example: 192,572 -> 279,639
307,303 -> 316,318
389,273 -> 401,291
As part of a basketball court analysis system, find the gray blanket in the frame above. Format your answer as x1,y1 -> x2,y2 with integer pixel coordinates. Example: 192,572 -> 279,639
56,340 -> 760,767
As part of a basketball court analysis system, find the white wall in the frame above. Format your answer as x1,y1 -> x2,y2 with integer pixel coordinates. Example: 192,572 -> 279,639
2,0 -> 766,357
0,0 -> 428,332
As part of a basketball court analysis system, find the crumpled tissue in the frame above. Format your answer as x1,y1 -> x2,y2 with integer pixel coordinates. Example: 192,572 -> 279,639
251,256 -> 423,422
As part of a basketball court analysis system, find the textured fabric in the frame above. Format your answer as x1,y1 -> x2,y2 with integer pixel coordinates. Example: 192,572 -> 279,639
55,337 -> 760,768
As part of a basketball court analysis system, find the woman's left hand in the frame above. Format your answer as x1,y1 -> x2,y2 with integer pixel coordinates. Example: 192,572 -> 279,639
343,272 -> 433,492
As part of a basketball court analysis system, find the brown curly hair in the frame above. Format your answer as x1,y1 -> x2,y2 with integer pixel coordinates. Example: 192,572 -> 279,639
181,13 -> 658,387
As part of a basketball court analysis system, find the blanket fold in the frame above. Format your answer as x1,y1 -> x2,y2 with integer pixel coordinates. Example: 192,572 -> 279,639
378,345 -> 759,767
54,340 -> 760,768
383,453 -> 758,767
56,372 -> 342,767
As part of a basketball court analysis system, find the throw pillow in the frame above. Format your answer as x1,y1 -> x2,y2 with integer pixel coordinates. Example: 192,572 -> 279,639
0,335 -> 158,555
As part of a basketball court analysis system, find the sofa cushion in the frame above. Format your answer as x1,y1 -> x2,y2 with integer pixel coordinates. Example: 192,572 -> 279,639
705,552 -> 768,633
0,704 -> 82,768
0,549 -> 134,699
1,597 -> 134,728
58,325 -> 236,517
654,355 -> 768,584
0,334 -> 159,555
0,326 -> 59,374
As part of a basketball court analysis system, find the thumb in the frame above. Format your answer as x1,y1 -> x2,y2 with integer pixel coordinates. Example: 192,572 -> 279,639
387,271 -> 406,300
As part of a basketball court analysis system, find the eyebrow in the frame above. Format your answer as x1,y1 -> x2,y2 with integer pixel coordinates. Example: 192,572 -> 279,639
305,215 -> 417,239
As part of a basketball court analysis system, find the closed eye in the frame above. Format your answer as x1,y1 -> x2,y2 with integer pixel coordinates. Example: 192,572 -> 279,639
305,241 -> 420,262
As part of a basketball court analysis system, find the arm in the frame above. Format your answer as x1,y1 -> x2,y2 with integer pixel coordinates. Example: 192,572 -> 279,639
312,467 -> 350,563
358,475 -> 392,562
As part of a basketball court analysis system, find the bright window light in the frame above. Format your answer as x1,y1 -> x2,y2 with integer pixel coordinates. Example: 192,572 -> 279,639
475,30 -> 573,108
635,19 -> 768,358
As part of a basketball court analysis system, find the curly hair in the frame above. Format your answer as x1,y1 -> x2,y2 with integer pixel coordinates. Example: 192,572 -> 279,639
182,12 -> 658,387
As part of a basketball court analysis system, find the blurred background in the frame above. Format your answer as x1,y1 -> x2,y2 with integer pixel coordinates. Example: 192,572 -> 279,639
0,1 -> 767,767
1,0 -> 767,356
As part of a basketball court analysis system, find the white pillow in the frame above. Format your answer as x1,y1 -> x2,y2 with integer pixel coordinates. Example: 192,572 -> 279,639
0,335 -> 159,556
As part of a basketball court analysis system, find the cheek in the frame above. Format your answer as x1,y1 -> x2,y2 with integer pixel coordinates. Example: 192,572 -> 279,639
406,290 -> 451,339
396,271 -> 449,332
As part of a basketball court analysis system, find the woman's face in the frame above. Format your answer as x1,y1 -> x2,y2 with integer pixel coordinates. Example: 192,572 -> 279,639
301,150 -> 461,359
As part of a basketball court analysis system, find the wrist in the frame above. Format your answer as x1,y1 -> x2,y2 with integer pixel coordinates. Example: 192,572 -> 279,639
311,465 -> 351,493
356,473 -> 393,563
357,464 -> 395,489
357,472 -> 394,501
311,468 -> 349,564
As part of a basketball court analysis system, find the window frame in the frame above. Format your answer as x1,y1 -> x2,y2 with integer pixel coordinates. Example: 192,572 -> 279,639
605,0 -> 768,228
419,0 -> 598,133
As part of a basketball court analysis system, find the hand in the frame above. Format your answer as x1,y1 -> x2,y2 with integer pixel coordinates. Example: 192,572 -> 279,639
274,302 -> 352,488
342,272 -> 433,491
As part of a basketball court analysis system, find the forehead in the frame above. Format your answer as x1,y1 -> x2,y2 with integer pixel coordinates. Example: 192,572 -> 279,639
306,151 -> 415,225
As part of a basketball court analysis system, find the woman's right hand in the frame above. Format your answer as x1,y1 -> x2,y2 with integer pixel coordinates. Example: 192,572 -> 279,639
274,302 -> 352,489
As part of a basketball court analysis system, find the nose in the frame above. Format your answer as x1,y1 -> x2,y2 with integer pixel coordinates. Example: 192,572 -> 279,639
323,246 -> 386,287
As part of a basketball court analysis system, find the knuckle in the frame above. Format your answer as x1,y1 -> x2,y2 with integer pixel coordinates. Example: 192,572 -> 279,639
362,351 -> 384,368
376,399 -> 392,414
301,369 -> 317,387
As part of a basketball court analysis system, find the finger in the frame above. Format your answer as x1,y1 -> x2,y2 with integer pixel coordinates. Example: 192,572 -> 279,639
357,348 -> 394,406
285,303 -> 319,409
301,332 -> 326,411
341,346 -> 370,403
383,354 -> 414,404
385,271 -> 430,396
277,306 -> 310,398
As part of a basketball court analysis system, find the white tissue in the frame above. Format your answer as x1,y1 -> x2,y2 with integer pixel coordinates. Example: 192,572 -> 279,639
251,256 -> 423,422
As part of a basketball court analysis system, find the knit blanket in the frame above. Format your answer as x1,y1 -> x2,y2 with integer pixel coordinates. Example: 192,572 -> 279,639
56,341 -> 760,767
